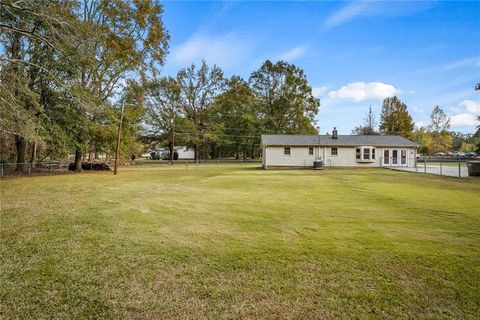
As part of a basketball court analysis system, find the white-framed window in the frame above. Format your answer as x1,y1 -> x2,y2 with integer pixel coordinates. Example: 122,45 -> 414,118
284,147 -> 291,155
331,147 -> 338,156
363,148 -> 370,160
356,146 -> 376,162
308,147 -> 314,155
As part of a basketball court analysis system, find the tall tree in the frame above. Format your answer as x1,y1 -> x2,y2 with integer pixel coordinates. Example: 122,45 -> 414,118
428,105 -> 450,133
176,61 -> 225,160
249,60 -> 320,134
352,106 -> 379,135
379,96 -> 414,139
427,106 -> 452,154
214,76 -> 259,159
413,127 -> 430,154
144,76 -> 182,162
67,1 -> 169,170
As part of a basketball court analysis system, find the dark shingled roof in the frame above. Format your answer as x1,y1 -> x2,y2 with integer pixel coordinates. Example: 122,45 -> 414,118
261,135 -> 418,147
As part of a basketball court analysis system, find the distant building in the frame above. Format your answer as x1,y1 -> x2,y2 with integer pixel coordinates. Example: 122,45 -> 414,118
261,128 -> 418,169
155,146 -> 195,160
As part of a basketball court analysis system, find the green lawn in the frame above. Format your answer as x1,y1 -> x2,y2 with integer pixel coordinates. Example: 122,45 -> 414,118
1,165 -> 479,319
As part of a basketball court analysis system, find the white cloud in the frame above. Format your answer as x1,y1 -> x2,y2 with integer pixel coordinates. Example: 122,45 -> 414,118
450,113 -> 477,126
170,32 -> 250,68
442,57 -> 480,71
415,121 -> 426,128
418,56 -> 480,73
459,99 -> 480,114
312,86 -> 328,98
450,99 -> 480,126
276,46 -> 307,61
324,1 -> 371,28
328,81 -> 398,101
323,1 -> 435,29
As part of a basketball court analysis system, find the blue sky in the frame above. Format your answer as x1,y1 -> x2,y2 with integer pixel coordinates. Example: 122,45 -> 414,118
160,1 -> 480,134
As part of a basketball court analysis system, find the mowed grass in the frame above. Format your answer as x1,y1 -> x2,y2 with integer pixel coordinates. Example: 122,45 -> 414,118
1,165 -> 479,319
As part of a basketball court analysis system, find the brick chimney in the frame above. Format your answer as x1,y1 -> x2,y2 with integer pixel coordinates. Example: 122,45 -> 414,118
332,127 -> 338,139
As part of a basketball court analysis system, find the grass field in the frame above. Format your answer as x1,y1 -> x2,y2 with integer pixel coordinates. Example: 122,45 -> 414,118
1,165 -> 479,319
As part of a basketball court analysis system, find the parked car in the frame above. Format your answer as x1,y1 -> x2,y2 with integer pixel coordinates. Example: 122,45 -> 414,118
434,152 -> 446,156
161,151 -> 179,160
452,151 -> 466,157
465,152 -> 477,158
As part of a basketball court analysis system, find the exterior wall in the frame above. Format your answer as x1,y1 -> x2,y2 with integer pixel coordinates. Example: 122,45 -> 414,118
176,147 -> 195,160
264,146 -> 318,168
264,145 -> 417,168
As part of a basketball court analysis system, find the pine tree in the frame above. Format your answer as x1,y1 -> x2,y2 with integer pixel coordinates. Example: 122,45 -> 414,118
379,96 -> 414,139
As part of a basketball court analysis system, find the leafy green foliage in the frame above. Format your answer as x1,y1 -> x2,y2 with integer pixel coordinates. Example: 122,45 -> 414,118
249,60 -> 320,134
427,106 -> 452,154
379,96 -> 414,139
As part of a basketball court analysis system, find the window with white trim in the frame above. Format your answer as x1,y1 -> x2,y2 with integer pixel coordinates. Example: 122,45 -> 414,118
363,148 -> 370,160
356,146 -> 376,162
309,147 -> 314,155
284,147 -> 291,155
331,147 -> 338,156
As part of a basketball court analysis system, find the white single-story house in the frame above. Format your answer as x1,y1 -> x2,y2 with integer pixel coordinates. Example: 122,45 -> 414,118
144,146 -> 195,160
173,146 -> 195,160
261,128 -> 419,169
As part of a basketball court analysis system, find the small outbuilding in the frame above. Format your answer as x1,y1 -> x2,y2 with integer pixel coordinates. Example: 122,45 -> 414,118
261,128 -> 419,169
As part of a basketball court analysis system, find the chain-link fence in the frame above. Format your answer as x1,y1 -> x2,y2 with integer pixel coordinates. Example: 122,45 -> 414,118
383,157 -> 471,178
0,162 -> 71,177
0,159 -> 263,177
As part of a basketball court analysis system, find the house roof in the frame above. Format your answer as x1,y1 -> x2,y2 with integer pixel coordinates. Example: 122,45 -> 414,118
261,134 -> 419,147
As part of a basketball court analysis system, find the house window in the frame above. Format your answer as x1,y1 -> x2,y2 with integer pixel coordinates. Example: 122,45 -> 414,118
309,147 -> 314,155
401,150 -> 406,165
392,150 -> 398,164
331,147 -> 338,156
284,147 -> 291,155
363,148 -> 370,160
356,146 -> 376,162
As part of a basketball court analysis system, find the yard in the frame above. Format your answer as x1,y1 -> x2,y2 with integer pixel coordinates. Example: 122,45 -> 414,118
1,165 -> 479,319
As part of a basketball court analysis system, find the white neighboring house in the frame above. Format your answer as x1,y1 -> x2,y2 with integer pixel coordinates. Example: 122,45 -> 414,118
261,128 -> 419,169
174,146 -> 195,160
158,146 -> 195,160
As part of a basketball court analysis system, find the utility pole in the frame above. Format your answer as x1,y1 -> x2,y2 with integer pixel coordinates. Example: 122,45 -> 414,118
114,100 -> 125,175
170,112 -> 175,165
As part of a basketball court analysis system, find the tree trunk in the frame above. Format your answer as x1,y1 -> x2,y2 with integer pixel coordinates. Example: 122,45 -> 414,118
15,135 -> 27,171
236,145 -> 240,160
74,149 -> 82,171
169,141 -> 174,164
30,141 -> 37,168
194,143 -> 198,162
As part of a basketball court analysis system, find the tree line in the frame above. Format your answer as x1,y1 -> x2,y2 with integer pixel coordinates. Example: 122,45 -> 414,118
352,94 -> 480,154
1,2 -> 478,172
0,1 -> 320,169
143,60 -> 320,161
1,1 -> 168,171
